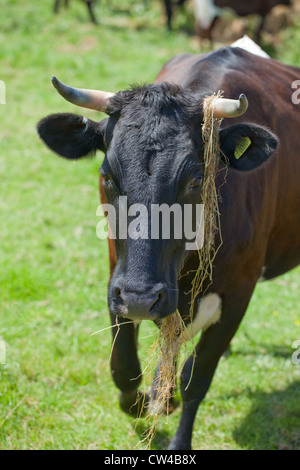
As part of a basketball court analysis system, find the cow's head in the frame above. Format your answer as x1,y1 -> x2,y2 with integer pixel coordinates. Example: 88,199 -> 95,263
37,78 -> 278,321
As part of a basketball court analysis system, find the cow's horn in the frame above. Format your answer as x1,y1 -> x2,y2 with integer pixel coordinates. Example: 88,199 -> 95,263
51,76 -> 115,113
212,94 -> 248,119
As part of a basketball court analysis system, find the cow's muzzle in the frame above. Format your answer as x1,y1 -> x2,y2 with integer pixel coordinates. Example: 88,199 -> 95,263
109,282 -> 178,321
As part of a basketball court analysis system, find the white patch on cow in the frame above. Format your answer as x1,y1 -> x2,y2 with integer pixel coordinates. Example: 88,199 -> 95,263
194,0 -> 221,29
182,293 -> 222,341
231,35 -> 270,59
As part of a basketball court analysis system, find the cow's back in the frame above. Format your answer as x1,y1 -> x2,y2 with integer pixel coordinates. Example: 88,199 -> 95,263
155,47 -> 300,280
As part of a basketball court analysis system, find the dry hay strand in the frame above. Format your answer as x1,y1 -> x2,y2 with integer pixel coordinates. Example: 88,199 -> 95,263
137,310 -> 186,448
149,311 -> 184,414
189,92 -> 224,307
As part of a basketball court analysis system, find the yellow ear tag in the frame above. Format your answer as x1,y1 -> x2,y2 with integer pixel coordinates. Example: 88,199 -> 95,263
234,136 -> 251,159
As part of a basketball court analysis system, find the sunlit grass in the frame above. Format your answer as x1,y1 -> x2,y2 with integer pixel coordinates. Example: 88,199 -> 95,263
0,0 -> 299,450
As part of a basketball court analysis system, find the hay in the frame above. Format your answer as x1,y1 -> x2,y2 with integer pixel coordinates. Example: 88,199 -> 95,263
139,310 -> 185,448
189,92 -> 224,306
148,311 -> 184,414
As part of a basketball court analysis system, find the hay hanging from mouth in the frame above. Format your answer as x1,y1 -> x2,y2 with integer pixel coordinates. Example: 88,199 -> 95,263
148,311 -> 184,414
139,310 -> 185,448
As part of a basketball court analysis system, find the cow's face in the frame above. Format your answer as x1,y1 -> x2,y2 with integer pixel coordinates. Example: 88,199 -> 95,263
38,81 -> 278,321
101,85 -> 204,320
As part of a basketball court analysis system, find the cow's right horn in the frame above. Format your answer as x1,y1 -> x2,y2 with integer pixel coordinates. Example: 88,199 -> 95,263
212,94 -> 248,119
51,76 -> 115,113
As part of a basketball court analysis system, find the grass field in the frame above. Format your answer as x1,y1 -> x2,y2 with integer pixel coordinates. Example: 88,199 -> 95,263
0,0 -> 299,450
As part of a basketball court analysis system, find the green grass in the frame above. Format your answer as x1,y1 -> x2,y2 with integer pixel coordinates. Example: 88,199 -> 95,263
0,0 -> 300,450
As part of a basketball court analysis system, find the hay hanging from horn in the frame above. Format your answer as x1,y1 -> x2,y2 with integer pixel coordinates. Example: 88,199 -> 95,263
136,92 -> 226,449
189,91 -> 225,306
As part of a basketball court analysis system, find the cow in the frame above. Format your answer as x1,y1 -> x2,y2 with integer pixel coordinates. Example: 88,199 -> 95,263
37,42 -> 300,449
53,0 -> 186,30
53,0 -> 98,24
194,0 -> 292,42
163,0 -> 187,30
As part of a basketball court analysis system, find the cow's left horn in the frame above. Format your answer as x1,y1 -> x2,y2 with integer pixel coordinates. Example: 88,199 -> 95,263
212,94 -> 248,119
51,76 -> 115,113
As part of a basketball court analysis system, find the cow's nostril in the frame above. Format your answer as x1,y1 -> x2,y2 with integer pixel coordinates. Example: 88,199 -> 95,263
112,287 -> 129,316
119,290 -> 127,305
149,291 -> 164,316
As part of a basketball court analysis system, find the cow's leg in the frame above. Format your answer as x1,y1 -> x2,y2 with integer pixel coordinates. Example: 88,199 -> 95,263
163,0 -> 173,30
255,15 -> 265,45
53,0 -> 60,13
86,0 -> 98,24
110,315 -> 148,417
168,288 -> 255,450
101,182 -> 144,413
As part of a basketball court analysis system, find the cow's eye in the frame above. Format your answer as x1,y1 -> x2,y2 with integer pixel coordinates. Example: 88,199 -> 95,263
103,175 -> 111,186
189,175 -> 203,191
100,168 -> 112,186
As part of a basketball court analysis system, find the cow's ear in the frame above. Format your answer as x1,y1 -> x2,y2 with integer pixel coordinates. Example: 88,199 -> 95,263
37,113 -> 107,159
219,123 -> 278,171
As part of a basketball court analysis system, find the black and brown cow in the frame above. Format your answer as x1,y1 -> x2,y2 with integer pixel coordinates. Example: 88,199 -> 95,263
193,0 -> 291,41
37,43 -> 300,449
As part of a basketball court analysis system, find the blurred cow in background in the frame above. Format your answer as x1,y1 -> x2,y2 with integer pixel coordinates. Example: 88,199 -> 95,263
163,0 -> 187,29
53,0 -> 98,24
53,0 -> 185,30
52,0 -> 293,41
194,0 -> 292,42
